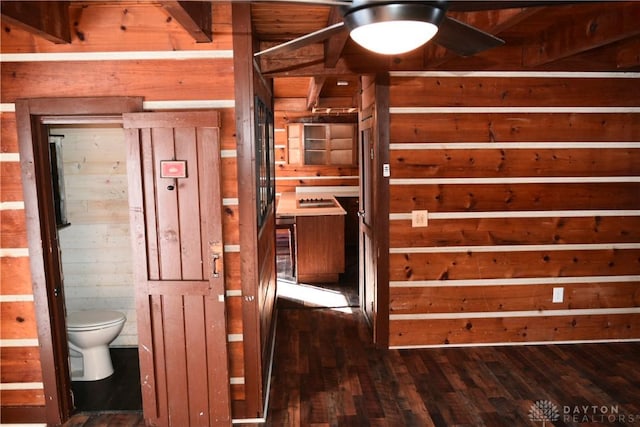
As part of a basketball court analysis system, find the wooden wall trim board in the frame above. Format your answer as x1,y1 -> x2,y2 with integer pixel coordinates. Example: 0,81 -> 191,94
0,201 -> 25,210
391,177 -> 640,184
2,101 -> 236,112
390,308 -> 640,321
1,50 -> 233,62
390,275 -> 640,288
275,175 -> 359,181
0,339 -> 39,347
0,249 -> 29,257
390,338 -> 640,350
0,295 -> 34,302
390,142 -> 640,149
391,107 -> 640,113
389,71 -> 640,78
390,210 -> 640,220
390,243 -> 640,253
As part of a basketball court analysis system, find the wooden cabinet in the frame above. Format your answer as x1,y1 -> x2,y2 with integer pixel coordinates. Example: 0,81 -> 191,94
296,214 -> 345,283
287,123 -> 356,166
276,193 -> 347,284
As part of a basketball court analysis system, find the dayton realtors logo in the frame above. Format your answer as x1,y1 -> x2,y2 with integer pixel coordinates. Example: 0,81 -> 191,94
529,400 -> 639,425
529,400 -> 560,426
563,404 -> 638,424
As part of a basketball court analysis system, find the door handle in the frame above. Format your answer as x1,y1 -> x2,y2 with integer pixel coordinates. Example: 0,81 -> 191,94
357,210 -> 365,218
210,241 -> 223,279
211,253 -> 221,278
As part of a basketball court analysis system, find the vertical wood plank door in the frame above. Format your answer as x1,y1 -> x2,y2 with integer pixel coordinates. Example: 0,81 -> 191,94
359,126 -> 376,328
123,112 -> 231,427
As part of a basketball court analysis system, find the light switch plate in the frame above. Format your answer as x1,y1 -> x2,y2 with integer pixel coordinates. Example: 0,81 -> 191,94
412,210 -> 428,227
552,287 -> 564,303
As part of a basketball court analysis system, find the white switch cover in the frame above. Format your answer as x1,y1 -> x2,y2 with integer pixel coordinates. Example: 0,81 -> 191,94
383,163 -> 390,177
552,287 -> 564,303
412,210 -> 429,227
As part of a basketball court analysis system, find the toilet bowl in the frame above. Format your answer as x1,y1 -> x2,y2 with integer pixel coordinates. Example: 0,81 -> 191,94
67,310 -> 126,381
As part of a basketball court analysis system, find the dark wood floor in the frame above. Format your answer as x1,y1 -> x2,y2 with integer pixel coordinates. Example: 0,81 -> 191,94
62,306 -> 640,427
71,348 -> 142,412
260,306 -> 640,427
63,253 -> 639,426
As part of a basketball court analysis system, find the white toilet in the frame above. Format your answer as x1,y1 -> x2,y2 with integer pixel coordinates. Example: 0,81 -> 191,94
66,310 -> 126,381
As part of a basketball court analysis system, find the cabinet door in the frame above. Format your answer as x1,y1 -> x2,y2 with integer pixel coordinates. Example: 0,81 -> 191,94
328,124 -> 356,165
303,124 -> 327,165
287,123 -> 302,164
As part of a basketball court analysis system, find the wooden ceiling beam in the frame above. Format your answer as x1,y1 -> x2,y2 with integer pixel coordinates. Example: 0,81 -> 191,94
160,1 -> 212,43
542,34 -> 640,71
324,7 -> 350,68
307,76 -> 327,110
0,1 -> 70,44
523,2 -> 640,67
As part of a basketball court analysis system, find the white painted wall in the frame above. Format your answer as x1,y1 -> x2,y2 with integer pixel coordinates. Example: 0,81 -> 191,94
55,125 -> 136,347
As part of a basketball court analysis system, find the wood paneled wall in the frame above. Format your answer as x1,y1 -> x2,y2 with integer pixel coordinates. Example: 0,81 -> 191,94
0,109 -> 45,412
54,126 -> 136,347
0,2 -> 255,420
387,72 -> 640,348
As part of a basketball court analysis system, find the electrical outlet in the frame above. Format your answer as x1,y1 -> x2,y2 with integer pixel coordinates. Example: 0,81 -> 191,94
552,287 -> 564,303
412,210 -> 429,227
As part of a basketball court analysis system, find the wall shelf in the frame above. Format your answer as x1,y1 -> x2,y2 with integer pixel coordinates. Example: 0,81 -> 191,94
287,123 -> 356,166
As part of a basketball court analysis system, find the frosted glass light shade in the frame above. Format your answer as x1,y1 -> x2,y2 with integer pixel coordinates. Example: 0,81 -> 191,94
349,20 -> 439,55
343,2 -> 445,56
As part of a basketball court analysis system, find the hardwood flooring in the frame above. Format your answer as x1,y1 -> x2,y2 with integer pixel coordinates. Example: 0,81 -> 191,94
63,266 -> 639,426
262,306 -> 640,427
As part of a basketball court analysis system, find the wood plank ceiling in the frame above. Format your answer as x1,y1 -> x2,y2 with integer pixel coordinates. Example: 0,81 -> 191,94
2,1 -> 639,110
252,1 -> 640,107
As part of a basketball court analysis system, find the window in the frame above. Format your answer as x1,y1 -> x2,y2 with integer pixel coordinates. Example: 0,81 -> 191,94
255,97 -> 275,228
48,134 -> 70,228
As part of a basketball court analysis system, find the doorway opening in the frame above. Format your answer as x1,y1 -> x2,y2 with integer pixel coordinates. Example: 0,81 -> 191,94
47,123 -> 142,413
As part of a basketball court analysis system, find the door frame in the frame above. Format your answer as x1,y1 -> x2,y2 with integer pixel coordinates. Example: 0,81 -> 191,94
357,74 -> 390,347
15,97 -> 144,425
375,74 -> 390,348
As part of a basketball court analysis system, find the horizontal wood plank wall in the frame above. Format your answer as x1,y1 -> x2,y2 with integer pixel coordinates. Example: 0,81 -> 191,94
274,102 -> 359,195
387,72 -> 640,348
0,2 -> 251,419
0,111 -> 45,410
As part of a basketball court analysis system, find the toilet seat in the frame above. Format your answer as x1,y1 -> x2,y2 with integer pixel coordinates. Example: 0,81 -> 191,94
67,310 -> 126,331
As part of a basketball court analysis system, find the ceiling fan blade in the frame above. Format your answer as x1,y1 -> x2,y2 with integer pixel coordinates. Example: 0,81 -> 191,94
254,22 -> 346,57
434,16 -> 505,57
447,1 -> 581,12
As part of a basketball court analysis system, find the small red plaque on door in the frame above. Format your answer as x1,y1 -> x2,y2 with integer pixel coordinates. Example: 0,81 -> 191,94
160,160 -> 187,178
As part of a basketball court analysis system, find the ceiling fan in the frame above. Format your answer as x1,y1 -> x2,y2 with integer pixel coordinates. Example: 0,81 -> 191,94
254,0 -> 571,58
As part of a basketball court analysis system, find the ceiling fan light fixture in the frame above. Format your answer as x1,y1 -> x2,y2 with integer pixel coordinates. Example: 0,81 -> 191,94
350,20 -> 438,55
344,2 -> 446,55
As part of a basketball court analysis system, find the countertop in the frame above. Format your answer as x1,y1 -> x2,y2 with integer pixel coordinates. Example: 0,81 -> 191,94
277,192 -> 346,217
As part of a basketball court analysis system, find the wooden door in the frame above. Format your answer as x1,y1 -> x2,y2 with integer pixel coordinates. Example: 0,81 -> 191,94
359,126 -> 376,327
123,111 -> 231,427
